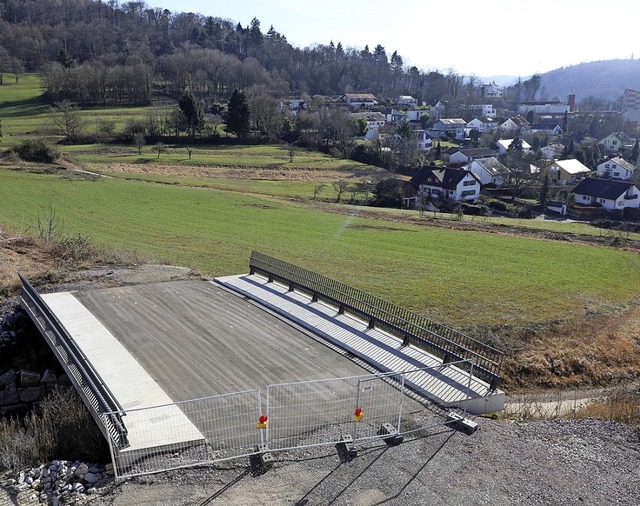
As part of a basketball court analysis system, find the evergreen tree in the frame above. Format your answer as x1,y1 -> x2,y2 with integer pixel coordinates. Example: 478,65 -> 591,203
537,172 -> 551,209
178,91 -> 204,138
225,89 -> 250,138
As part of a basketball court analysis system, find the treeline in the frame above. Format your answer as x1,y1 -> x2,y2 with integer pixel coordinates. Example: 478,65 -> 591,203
0,0 -> 485,107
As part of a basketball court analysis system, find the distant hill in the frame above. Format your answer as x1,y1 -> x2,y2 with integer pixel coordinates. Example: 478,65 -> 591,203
538,59 -> 640,103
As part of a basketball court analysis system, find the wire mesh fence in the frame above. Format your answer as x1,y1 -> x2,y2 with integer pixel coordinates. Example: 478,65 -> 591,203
104,389 -> 262,479
102,363 -> 475,480
265,372 -> 405,451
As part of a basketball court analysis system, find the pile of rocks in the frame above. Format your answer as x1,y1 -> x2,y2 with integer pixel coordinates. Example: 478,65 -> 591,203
3,460 -> 113,505
0,368 -> 70,415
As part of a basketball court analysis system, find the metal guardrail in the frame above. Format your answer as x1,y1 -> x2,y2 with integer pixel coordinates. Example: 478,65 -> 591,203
249,251 -> 504,390
18,274 -> 129,449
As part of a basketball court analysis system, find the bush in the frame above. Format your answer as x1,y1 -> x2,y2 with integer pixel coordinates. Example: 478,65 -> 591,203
12,139 -> 59,163
488,200 -> 509,212
0,388 -> 109,471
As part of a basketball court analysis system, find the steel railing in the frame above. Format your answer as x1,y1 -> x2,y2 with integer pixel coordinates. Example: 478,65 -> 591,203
249,251 -> 504,390
18,274 -> 129,449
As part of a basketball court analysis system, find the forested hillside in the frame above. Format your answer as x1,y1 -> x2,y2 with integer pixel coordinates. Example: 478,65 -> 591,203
0,0 -> 471,106
0,0 -> 635,111
539,59 -> 640,105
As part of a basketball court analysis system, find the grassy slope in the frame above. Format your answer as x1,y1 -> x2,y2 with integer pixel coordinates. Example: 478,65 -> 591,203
2,75 -> 640,330
1,168 -> 639,327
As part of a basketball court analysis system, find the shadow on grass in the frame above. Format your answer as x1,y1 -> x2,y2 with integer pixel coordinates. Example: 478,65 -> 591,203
0,96 -> 50,118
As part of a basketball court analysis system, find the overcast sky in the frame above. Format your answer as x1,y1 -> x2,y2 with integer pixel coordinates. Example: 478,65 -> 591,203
148,0 -> 640,80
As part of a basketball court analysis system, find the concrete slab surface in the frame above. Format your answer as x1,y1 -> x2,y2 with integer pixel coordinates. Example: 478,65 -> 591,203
217,274 -> 505,413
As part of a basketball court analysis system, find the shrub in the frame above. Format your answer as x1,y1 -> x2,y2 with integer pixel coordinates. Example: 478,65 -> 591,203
0,388 -> 109,471
12,139 -> 59,163
488,200 -> 509,212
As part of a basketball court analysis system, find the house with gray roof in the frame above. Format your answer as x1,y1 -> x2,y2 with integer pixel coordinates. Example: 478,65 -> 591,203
430,118 -> 467,139
467,157 -> 510,186
411,167 -> 482,202
572,178 -> 640,212
448,147 -> 498,165
595,157 -> 636,180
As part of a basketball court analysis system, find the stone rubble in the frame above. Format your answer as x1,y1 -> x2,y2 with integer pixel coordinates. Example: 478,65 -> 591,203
2,459 -> 113,504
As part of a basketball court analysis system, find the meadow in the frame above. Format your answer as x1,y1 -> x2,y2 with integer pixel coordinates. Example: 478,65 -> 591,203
2,75 -> 640,331
1,167 -> 639,328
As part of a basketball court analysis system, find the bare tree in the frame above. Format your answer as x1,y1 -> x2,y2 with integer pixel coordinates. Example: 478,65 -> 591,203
332,181 -> 349,203
133,132 -> 146,154
50,100 -> 85,143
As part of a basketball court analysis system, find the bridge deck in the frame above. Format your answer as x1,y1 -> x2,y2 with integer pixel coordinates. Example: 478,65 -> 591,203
217,274 -> 505,413
41,292 -> 205,453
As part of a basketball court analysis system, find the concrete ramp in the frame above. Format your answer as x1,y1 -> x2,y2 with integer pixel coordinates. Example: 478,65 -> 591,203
40,292 -> 206,459
217,274 -> 505,414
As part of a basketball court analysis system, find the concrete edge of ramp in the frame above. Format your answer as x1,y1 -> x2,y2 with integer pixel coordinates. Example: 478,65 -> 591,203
40,292 -> 206,453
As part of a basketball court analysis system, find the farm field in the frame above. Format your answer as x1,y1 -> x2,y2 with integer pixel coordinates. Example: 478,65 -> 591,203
1,167 -> 639,328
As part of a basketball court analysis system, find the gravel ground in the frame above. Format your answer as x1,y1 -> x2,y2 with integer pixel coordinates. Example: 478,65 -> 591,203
5,416 -> 632,506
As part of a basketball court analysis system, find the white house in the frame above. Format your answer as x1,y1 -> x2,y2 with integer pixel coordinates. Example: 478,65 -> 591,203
599,132 -> 635,154
546,159 -> 591,184
572,178 -> 640,211
448,147 -> 497,165
481,82 -> 503,98
415,130 -> 433,151
430,118 -> 467,139
468,104 -> 497,119
351,112 -> 386,139
496,138 -> 532,155
466,117 -> 499,133
397,95 -> 418,108
411,167 -> 482,202
500,116 -> 531,133
342,93 -> 378,110
596,157 -> 636,180
467,157 -> 510,186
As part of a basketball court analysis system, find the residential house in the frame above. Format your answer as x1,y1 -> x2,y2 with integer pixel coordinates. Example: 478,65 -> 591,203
599,132 -> 635,154
405,109 -> 432,124
407,101 -> 445,123
467,157 -> 510,186
430,118 -> 467,139
572,178 -> 640,211
351,112 -> 386,140
496,138 -> 532,155
500,115 -> 531,133
383,108 -> 404,125
596,157 -> 637,180
530,120 -> 563,135
415,130 -> 433,151
540,143 -> 565,160
466,117 -> 499,134
481,82 -> 503,98
342,93 -> 378,110
467,104 -> 497,119
411,167 -> 482,202
396,95 -> 418,108
448,147 -> 497,165
546,159 -> 591,184
277,99 -> 309,116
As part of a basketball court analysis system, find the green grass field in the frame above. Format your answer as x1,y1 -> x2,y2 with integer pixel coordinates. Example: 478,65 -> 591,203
2,75 -> 640,330
1,167 -> 639,327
